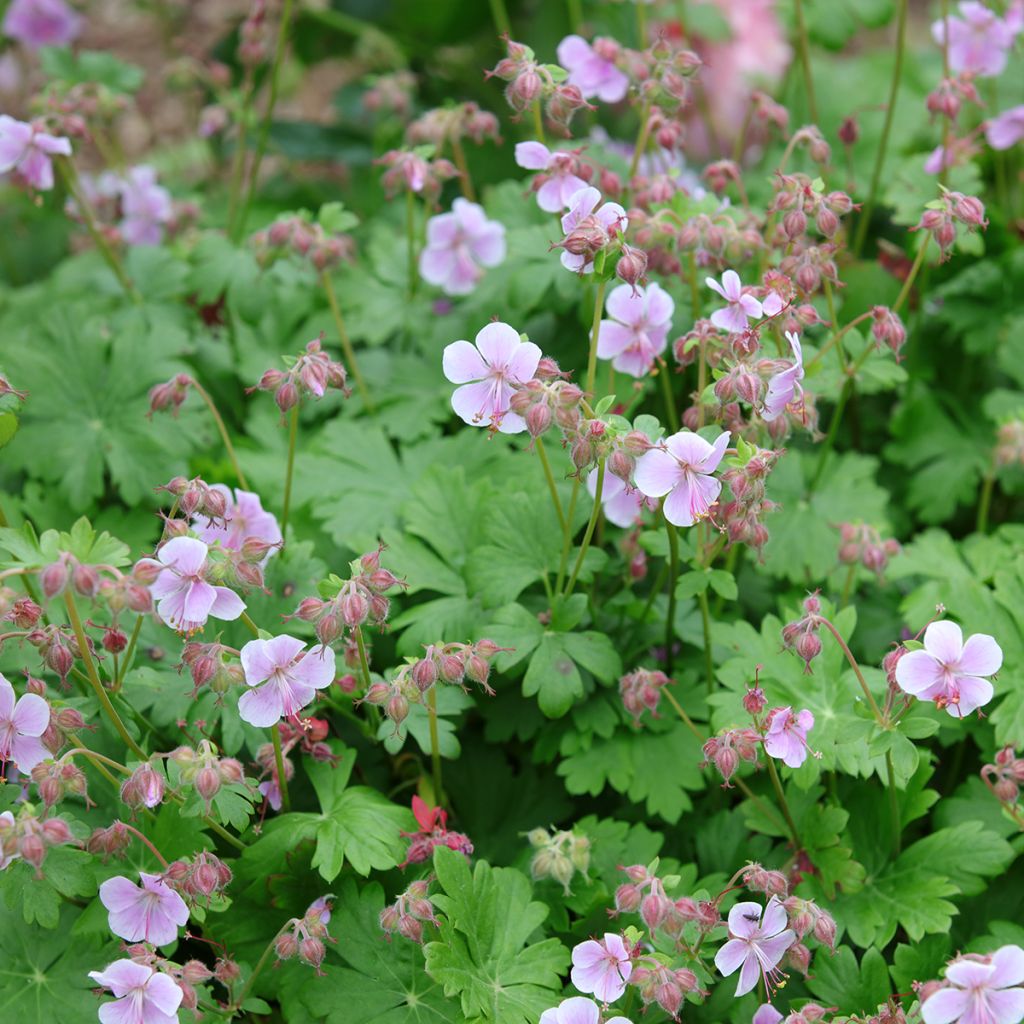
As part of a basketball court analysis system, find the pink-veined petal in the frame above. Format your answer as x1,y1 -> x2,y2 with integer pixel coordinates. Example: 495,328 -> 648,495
720,269 -> 742,301
451,379 -> 498,427
739,293 -> 764,319
262,634 -> 306,669
710,304 -> 751,334
948,675 -> 994,717
159,535 -> 208,575
697,430 -> 731,474
289,645 -> 336,689
894,650 -> 945,696
597,320 -> 635,359
956,633 -> 1003,677
754,1006 -> 785,1024
757,930 -> 797,968
760,896 -> 789,937
419,245 -> 456,287
9,734 -> 48,772
209,586 -> 245,621
688,472 -> 722,522
664,430 -> 714,465
554,995 -> 601,1024
921,987 -> 970,1024
536,176 -> 569,212
946,959 -> 995,989
561,250 -> 588,273
240,639 -> 275,686
987,988 -> 1024,1024
989,945 -> 1024,988
634,447 -> 680,499
662,478 -> 697,527
514,140 -> 552,170
923,620 -> 964,664
238,681 -> 285,727
605,283 -> 645,325
705,275 -> 728,300
571,939 -> 606,969
736,951 -> 762,996
475,321 -> 521,368
726,901 -> 764,939
469,223 -> 506,267
443,340 -> 488,384
644,282 -> 675,326
715,937 -> 750,975
556,34 -> 595,69
425,211 -> 460,247
506,340 -> 542,383
11,692 -> 49,736
146,972 -> 186,1015
89,959 -> 154,996
0,675 -> 16,719
96,996 -> 144,1024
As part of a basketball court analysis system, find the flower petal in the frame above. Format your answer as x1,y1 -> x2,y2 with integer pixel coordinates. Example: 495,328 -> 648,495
715,938 -> 750,976
506,339 -> 542,383
597,321 -> 635,360
956,633 -> 1003,677
443,340 -> 489,384
727,901 -> 764,939
736,951 -> 762,996
923,620 -> 964,664
605,283 -> 645,325
89,959 -> 154,996
514,141 -> 552,170
263,634 -> 306,669
9,734 -> 48,772
760,896 -> 789,936
0,675 -> 15,719
159,536 -> 208,575
894,650 -> 944,697
475,321 -> 522,369
240,639 -> 275,686
634,448 -> 680,499
989,944 -> 1024,988
238,681 -> 285,727
663,476 -> 697,527
209,586 -> 245,621
921,987 -> 970,1024
948,675 -> 994,717
451,379 -> 499,427
12,692 -> 49,736
289,645 -> 336,689
644,282 -> 675,326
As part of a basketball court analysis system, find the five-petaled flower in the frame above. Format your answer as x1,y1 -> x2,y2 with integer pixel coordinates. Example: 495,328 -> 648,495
571,933 -> 633,1003
0,115 -> 71,191
556,35 -> 629,102
763,706 -> 818,768
762,331 -> 804,421
895,620 -> 1002,717
419,198 -> 506,296
559,186 -> 628,274
514,141 -> 589,212
706,270 -> 763,334
139,536 -> 245,633
0,672 -> 49,774
922,944 -> 1024,1024
192,486 -> 282,562
443,321 -> 542,434
714,896 -> 796,997
540,995 -> 632,1024
931,1 -> 1023,78
99,872 -> 190,947
634,430 -> 730,528
89,959 -> 184,1024
597,282 -> 674,378
238,635 -> 336,727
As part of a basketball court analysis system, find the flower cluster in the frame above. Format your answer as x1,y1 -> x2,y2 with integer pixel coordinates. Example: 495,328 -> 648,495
379,878 -> 439,943
398,796 -> 473,868
249,335 -> 351,413
527,826 -> 591,894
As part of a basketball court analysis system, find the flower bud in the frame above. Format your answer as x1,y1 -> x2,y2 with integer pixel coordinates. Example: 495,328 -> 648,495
275,933 -> 299,960
40,561 -> 68,599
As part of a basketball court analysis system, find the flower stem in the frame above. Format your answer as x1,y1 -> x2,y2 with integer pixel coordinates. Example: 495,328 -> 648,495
120,821 -> 170,868
64,592 -> 147,760
426,686 -> 444,804
487,0 -> 510,36
226,76 -> 255,236
819,616 -> 884,724
804,311 -> 872,372
271,724 -> 291,813
976,470 -> 996,534
236,0 -> 296,238
892,232 -> 931,313
564,459 -> 605,597
240,611 -> 261,637
535,436 -> 566,533
885,749 -> 902,855
231,925 -> 287,1015
354,626 -> 373,694
698,589 -> 715,695
405,189 -> 418,299
189,378 -> 250,489
281,404 -> 298,540
531,101 -> 546,144
664,516 -> 679,676
566,0 -> 583,33
111,615 -> 143,694
792,0 -> 819,126
556,481 -> 580,594
656,359 -> 679,432
321,270 -> 373,412
808,378 -> 851,495
853,0 -> 908,256
585,279 -> 608,398
765,756 -> 803,850
449,137 -> 476,202
838,563 -> 857,611
627,99 -> 652,182
822,280 -> 847,371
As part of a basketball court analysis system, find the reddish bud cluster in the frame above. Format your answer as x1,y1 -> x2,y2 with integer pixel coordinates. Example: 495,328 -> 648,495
630,962 -> 703,1019
614,863 -> 720,942
180,641 -> 241,698
120,761 -> 166,810
701,728 -> 761,786
26,624 -> 86,682
507,374 -> 584,440
31,756 -> 89,808
995,420 -> 1024,468
913,190 -> 988,260
148,373 -> 192,418
837,522 -> 901,579
783,894 -> 837,951
399,796 -> 473,868
871,306 -> 907,359
619,666 -> 670,723
982,746 -> 1024,806
409,638 -> 507,698
252,215 -> 356,272
379,879 -> 439,943
164,850 -> 233,902
770,172 -> 857,243
362,71 -> 417,118
405,102 -> 500,148
238,0 -> 269,66
274,898 -> 335,973
156,476 -> 227,525
375,148 -> 457,201
720,448 -> 781,558
0,807 -> 76,877
170,740 -> 247,812
781,593 -> 824,673
249,334 -> 350,414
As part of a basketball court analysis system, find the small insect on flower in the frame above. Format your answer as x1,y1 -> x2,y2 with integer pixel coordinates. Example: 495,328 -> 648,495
714,896 -> 797,997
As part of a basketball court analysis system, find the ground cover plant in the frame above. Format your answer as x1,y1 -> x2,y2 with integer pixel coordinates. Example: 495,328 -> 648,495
0,0 -> 1022,1021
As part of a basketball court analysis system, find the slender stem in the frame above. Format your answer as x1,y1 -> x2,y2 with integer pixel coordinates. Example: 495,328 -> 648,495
657,359 -> 679,432
321,271 -> 373,411
556,481 -> 580,594
535,437 -> 566,532
231,925 -> 287,1014
853,0 -> 908,256
664,517 -> 679,676
838,562 -> 857,611
635,0 -> 647,45
487,0 -> 511,36
281,405 -> 298,540
205,816 -> 248,851
449,137 -> 476,202
426,686 -> 444,803
354,626 -> 373,694
885,749 -> 902,856
226,76 -> 255,235
805,311 -> 872,371
698,589 -> 715,695
976,471 -> 996,534
113,615 -> 144,692
627,100 -> 652,182
240,610 -> 261,637
270,724 -> 291,813
765,757 -> 803,849
64,592 -> 147,759
565,460 -> 605,597
819,616 -> 884,723
822,280 -> 847,370
531,101 -> 546,144
566,0 -> 583,33
236,0 -> 296,238
585,279 -> 608,398
792,0 -> 819,126
120,821 -> 169,868
405,189 -> 418,299
190,379 -> 250,489
808,379 -> 851,494
893,235 -> 931,313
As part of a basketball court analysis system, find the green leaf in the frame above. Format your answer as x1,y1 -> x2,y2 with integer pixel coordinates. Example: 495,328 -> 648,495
38,47 -> 144,92
806,946 -> 891,1015
424,847 -> 569,1024
522,634 -> 584,718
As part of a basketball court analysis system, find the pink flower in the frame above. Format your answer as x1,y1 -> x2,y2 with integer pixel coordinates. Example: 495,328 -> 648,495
986,106 -> 1024,150
922,945 -> 1024,1024
239,635 -> 336,727
0,810 -> 19,870
419,198 -> 506,296
119,165 -> 173,246
597,283 -> 674,378
0,115 -> 71,191
258,777 -> 283,810
763,707 -> 817,768
99,872 -> 190,947
514,141 -> 589,212
754,1006 -> 785,1024
192,486 -> 282,561
762,331 -> 804,421
932,2 -> 1022,77
556,35 -> 629,103
714,896 -> 796,997
559,186 -> 628,274
443,321 -> 542,434
540,996 -> 632,1024
139,536 -> 245,633
0,672 -> 49,773
634,430 -> 730,528
88,959 -> 184,1024
894,620 -> 1002,718
588,468 -> 657,528
706,270 -> 763,334
3,0 -> 83,51
571,933 -> 632,1003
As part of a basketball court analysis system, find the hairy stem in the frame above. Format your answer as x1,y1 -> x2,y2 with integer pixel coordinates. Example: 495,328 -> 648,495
281,404 -> 298,540
536,436 -> 566,533
819,616 -> 884,723
585,279 -> 608,398
321,270 -> 373,411
190,379 -> 250,489
406,189 -> 418,299
976,471 -> 996,534
449,137 -> 476,202
271,724 -> 291,813
765,756 -> 803,850
120,821 -> 170,868
665,516 -> 679,676
565,459 -> 605,597
426,686 -> 444,803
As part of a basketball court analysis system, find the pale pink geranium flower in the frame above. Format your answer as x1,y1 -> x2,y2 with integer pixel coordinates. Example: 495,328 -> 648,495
540,996 -> 632,1024
192,486 -> 282,562
514,141 -> 589,212
419,198 -> 506,296
99,872 -> 190,947
238,635 -> 336,727
762,331 -> 804,421
559,186 -> 628,274
3,0 -> 83,51
0,115 -> 71,191
88,959 -> 184,1024
635,430 -> 730,528
138,536 -> 246,633
0,672 -> 49,773
557,35 -> 629,103
894,620 -> 1002,718
588,468 -> 657,528
442,321 -> 542,434
763,707 -> 817,768
706,270 -> 763,334
119,165 -> 173,246
571,933 -> 633,1003
922,945 -> 1024,1024
986,106 -> 1024,150
597,283 -> 674,378
932,1 -> 1022,77
714,896 -> 796,997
